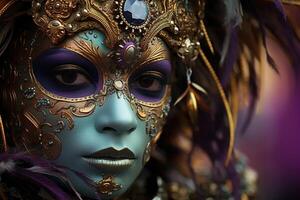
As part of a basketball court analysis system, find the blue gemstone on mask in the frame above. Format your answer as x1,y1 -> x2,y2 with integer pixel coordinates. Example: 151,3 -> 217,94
123,0 -> 149,26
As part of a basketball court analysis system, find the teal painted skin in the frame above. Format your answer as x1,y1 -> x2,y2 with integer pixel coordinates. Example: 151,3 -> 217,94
54,93 -> 150,199
37,30 -> 165,199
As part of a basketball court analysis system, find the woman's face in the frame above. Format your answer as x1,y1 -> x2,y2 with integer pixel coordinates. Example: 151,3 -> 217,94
10,29 -> 172,199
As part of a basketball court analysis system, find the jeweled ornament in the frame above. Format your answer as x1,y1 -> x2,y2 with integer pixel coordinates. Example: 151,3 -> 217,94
123,0 -> 149,26
1,0 -> 295,199
114,80 -> 124,90
124,43 -> 137,63
97,175 -> 122,195
23,87 -> 36,99
114,37 -> 141,68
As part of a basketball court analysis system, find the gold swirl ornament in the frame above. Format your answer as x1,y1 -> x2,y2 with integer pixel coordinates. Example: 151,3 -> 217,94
97,175 -> 122,195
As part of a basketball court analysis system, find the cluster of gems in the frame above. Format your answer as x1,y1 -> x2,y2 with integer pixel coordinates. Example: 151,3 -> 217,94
36,98 -> 51,108
146,115 -> 158,138
146,98 -> 171,138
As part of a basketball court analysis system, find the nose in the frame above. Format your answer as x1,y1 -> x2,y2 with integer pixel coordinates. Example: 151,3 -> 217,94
95,94 -> 138,134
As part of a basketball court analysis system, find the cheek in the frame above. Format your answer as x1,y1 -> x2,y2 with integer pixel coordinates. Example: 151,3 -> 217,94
6,60 -> 63,158
16,107 -> 64,160
125,119 -> 150,164
14,79 -> 101,161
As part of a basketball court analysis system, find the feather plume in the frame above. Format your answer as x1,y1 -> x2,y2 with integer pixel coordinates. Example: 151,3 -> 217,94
0,22 -> 13,57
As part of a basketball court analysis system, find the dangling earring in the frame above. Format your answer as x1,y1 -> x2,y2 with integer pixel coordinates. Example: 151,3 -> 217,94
174,67 -> 207,124
0,114 -> 8,152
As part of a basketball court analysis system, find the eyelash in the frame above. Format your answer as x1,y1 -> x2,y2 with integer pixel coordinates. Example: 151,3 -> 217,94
52,65 -> 168,91
134,70 -> 165,81
53,64 -> 88,74
52,64 -> 92,85
33,46 -> 171,100
129,69 -> 169,101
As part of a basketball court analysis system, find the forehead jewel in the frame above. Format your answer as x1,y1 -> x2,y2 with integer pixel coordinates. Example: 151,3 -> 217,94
31,0 -> 204,54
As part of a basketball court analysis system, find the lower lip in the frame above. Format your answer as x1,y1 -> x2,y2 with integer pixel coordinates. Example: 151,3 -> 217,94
82,157 -> 134,171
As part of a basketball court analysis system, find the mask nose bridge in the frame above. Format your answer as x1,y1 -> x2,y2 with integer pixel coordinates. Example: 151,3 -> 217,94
94,93 -> 138,135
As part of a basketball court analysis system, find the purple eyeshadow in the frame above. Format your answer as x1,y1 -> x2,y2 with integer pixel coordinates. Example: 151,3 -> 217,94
140,60 -> 172,77
129,60 -> 172,102
131,87 -> 165,102
33,48 -> 101,98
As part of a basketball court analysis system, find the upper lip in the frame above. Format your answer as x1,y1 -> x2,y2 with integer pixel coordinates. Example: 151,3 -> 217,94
83,147 -> 135,160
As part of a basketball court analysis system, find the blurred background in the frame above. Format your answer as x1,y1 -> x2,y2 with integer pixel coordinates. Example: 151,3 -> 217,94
236,4 -> 300,199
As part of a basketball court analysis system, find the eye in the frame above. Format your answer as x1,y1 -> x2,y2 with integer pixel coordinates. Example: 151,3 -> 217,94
130,71 -> 168,102
33,48 -> 101,98
133,71 -> 165,92
53,64 -> 92,87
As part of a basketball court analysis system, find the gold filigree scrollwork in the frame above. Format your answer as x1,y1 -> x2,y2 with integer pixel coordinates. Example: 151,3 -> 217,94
135,103 -> 147,120
86,0 -> 120,48
45,0 -> 77,19
65,38 -> 108,68
46,19 -> 66,44
21,112 -> 42,153
48,99 -> 98,119
73,100 -> 97,117
97,175 -> 122,195
32,0 -> 120,46
78,101 -> 96,115
60,111 -> 74,129
32,0 -> 205,60
137,37 -> 170,68
40,132 -> 62,160
140,10 -> 174,51
15,5 -> 176,160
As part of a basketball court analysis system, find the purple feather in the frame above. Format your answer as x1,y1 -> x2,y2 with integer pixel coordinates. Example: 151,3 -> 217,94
273,0 -> 287,20
220,26 -> 239,86
12,169 -> 72,200
0,153 -> 85,200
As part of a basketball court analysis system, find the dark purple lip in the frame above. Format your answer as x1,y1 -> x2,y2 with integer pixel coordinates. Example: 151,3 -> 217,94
83,147 -> 135,159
